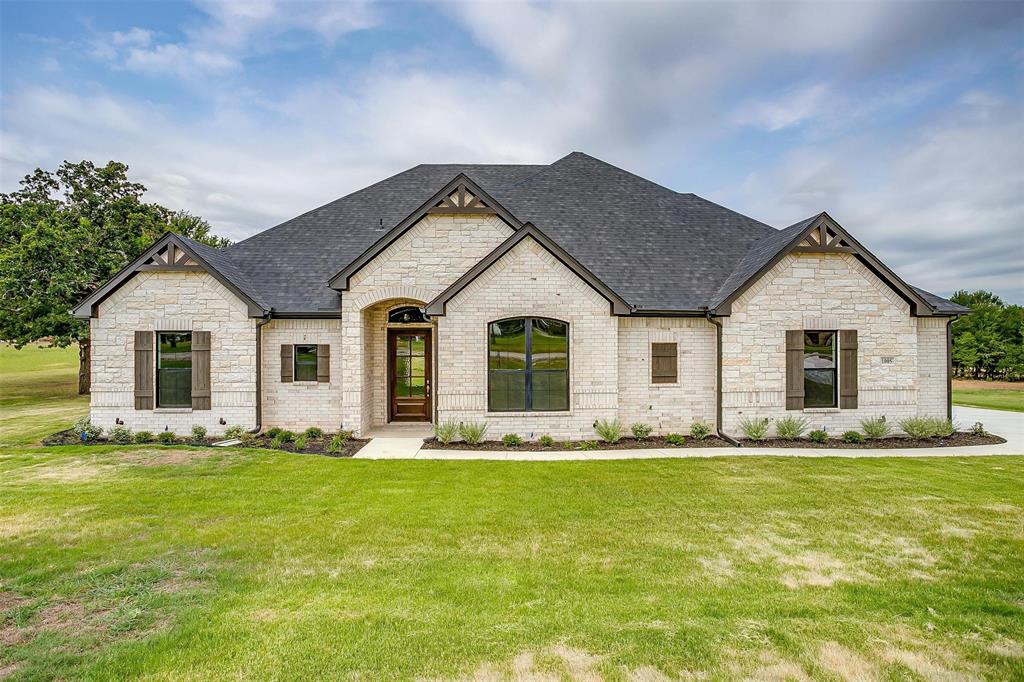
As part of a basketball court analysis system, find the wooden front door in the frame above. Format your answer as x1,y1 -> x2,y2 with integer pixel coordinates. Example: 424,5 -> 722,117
388,329 -> 432,422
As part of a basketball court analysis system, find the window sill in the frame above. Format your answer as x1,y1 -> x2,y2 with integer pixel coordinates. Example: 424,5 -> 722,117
651,382 -> 680,387
155,408 -> 192,414
485,411 -> 573,418
803,407 -> 841,413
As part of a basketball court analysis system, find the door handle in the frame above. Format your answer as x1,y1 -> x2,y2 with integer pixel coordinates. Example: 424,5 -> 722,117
426,378 -> 431,397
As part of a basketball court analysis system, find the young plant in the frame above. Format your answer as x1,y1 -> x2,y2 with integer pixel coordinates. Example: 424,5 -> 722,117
899,417 -> 938,439
970,421 -> 988,437
630,422 -> 653,441
133,431 -> 154,444
842,430 -> 865,444
109,425 -> 133,444
808,429 -> 828,444
501,433 -> 523,447
269,435 -> 285,450
689,421 -> 712,441
434,420 -> 459,445
191,425 -> 207,444
594,419 -> 623,444
326,434 -> 347,454
293,435 -> 308,452
458,421 -> 488,445
738,417 -> 770,441
538,435 -> 555,448
665,433 -> 686,446
157,430 -> 176,445
577,440 -> 598,451
239,432 -> 258,447
775,416 -> 809,440
266,427 -> 283,438
224,425 -> 245,440
278,430 -> 296,443
72,416 -> 103,442
560,441 -> 574,451
303,426 -> 323,440
935,418 -> 957,438
859,416 -> 891,439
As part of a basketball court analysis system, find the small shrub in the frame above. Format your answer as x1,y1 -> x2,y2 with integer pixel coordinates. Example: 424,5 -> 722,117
538,435 -> 555,448
303,426 -> 323,440
775,416 -> 809,440
738,417 -> 770,441
72,416 -> 103,442
970,421 -> 988,437
808,429 -> 828,443
502,433 -> 523,447
577,440 -> 598,451
860,415 -> 891,439
326,434 -> 347,454
269,435 -> 284,450
133,430 -> 154,444
278,430 -> 296,443
157,430 -> 176,445
899,416 -> 937,439
224,425 -> 245,440
595,419 -> 623,443
665,433 -> 686,446
842,430 -> 865,444
294,435 -> 308,452
109,425 -> 133,444
630,422 -> 653,441
458,421 -> 488,445
336,429 -> 354,443
560,441 -> 574,450
239,432 -> 258,447
935,418 -> 957,438
689,421 -> 712,441
191,425 -> 207,444
434,420 -> 459,445
266,427 -> 283,438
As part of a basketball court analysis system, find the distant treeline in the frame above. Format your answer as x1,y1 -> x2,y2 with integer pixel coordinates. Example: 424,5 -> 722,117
951,290 -> 1024,381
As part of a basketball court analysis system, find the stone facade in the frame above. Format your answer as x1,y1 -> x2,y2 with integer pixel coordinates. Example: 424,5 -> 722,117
90,271 -> 256,435
261,318 -> 344,432
719,253 -> 948,436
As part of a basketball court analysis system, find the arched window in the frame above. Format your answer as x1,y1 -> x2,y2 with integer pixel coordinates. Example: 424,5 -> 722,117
488,317 -> 568,412
388,305 -> 427,324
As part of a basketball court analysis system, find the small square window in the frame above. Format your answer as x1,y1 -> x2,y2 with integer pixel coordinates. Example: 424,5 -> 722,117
651,342 -> 678,384
294,344 -> 318,382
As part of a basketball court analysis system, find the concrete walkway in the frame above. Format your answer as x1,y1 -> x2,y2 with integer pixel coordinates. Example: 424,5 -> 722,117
354,406 -> 1022,460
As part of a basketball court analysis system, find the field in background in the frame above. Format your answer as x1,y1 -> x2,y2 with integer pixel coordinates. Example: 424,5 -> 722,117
953,379 -> 1024,413
0,344 -> 87,446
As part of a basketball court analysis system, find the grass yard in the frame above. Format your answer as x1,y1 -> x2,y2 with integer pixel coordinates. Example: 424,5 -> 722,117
1,347 -> 1023,680
953,379 -> 1024,413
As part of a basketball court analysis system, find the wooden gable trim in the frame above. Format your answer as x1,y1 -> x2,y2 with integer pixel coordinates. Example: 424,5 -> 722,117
424,223 -> 631,317
426,182 -> 497,215
713,212 -> 935,317
71,233 -> 268,319
326,174 -> 522,292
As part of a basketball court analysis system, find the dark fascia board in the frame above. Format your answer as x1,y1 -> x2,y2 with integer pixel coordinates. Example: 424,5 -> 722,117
71,233 -> 268,319
424,223 -> 631,317
712,212 -> 935,317
327,173 -> 524,291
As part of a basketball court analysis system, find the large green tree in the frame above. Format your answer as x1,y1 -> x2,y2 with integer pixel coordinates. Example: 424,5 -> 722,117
951,289 -> 1024,381
1,161 -> 229,394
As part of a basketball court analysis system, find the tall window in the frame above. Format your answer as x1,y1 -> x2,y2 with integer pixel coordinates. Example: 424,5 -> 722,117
803,331 -> 837,408
294,345 -> 318,382
488,317 -> 568,411
157,332 -> 192,407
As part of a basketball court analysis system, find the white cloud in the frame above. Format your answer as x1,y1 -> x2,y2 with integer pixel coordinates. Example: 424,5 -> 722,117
111,27 -> 153,47
124,44 -> 240,77
734,83 -> 831,131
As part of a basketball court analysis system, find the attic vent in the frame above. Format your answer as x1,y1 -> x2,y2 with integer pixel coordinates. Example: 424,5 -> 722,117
795,224 -> 854,253
426,182 -> 496,215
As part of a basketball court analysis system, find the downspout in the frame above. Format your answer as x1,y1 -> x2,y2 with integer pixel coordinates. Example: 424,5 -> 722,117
705,311 -> 741,447
946,316 -> 958,421
251,314 -> 273,433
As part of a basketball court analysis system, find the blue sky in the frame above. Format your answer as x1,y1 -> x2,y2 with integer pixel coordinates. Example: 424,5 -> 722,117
2,0 -> 1022,301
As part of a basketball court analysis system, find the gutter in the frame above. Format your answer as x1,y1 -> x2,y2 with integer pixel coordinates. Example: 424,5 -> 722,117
704,311 -> 741,447
251,314 -> 274,433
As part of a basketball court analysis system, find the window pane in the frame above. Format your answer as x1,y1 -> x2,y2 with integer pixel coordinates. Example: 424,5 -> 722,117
804,331 -> 835,369
531,318 -> 568,369
407,375 -> 425,397
295,344 -> 318,382
489,319 -> 527,370
489,371 -> 526,411
409,335 -> 425,357
158,333 -> 192,369
157,332 -> 192,407
805,369 -> 836,407
532,370 -> 568,411
388,306 -> 426,324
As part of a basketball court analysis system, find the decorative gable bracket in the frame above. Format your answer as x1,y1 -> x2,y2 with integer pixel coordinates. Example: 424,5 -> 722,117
793,223 -> 854,253
137,242 -> 203,271
426,182 -> 497,215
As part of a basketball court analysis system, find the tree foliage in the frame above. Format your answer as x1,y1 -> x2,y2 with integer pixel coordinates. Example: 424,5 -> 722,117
0,160 -> 229,392
951,290 -> 1024,380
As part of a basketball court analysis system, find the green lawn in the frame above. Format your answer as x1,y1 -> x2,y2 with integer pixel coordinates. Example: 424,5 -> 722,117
1,347 -> 1023,680
953,382 -> 1024,413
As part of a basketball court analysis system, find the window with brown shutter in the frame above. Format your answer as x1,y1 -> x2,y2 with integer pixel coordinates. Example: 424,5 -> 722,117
651,342 -> 678,384
134,331 -> 154,410
317,344 -> 330,383
280,344 -> 293,382
191,331 -> 211,410
839,329 -> 858,409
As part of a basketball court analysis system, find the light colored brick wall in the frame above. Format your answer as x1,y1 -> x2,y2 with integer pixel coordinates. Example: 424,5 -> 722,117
261,318 -> 344,432
437,236 -> 618,440
341,215 -> 513,435
720,252 -> 931,435
90,271 -> 256,435
917,317 -> 950,417
617,317 -> 717,434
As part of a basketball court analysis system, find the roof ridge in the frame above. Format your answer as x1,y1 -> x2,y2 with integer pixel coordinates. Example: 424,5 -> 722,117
684,193 -> 778,233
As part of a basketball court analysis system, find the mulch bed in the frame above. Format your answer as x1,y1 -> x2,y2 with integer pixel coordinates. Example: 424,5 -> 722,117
41,430 -> 368,458
421,432 -> 1005,451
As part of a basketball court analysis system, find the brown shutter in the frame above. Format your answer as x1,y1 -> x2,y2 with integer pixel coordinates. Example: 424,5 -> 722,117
317,344 -> 330,383
191,331 -> 211,410
651,343 -> 678,383
785,330 -> 804,410
839,329 -> 858,409
134,331 -> 154,410
280,344 -> 293,382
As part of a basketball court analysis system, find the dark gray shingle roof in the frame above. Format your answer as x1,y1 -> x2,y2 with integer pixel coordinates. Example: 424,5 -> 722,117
204,152 -> 960,315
